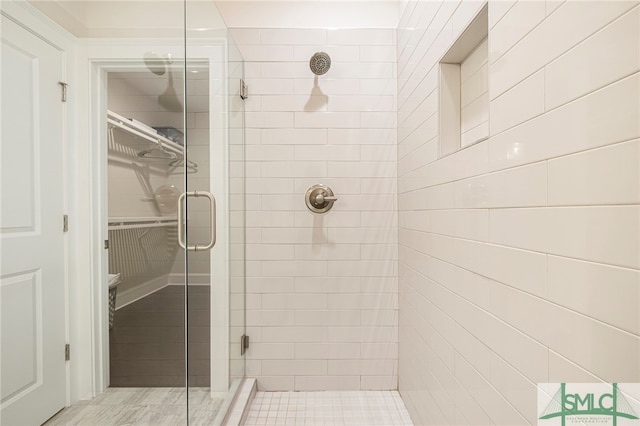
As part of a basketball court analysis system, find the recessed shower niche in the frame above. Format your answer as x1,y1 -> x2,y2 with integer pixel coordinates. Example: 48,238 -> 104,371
439,4 -> 489,158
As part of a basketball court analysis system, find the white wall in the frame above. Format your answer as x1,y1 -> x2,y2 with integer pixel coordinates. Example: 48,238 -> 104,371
397,1 -> 640,424
231,27 -> 399,391
217,1 -> 403,29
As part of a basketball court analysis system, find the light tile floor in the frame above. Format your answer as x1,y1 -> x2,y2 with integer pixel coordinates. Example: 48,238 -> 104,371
44,387 -> 223,426
244,391 -> 414,425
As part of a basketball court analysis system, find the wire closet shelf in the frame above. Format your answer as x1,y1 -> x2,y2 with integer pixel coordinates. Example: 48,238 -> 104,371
107,216 -> 178,231
107,109 -> 197,170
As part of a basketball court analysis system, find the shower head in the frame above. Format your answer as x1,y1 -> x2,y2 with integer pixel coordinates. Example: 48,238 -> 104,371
309,52 -> 331,75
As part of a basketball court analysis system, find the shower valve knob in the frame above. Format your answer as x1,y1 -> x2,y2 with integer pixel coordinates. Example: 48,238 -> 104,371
315,193 -> 337,205
305,184 -> 337,214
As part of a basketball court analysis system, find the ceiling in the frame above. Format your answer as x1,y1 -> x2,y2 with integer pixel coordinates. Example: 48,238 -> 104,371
28,0 -> 227,37
28,0 -> 405,37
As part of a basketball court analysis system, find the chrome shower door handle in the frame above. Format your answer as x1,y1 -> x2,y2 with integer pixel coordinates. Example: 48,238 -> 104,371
177,191 -> 217,251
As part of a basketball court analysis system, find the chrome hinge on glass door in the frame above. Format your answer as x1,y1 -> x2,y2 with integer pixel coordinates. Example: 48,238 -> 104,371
241,334 -> 249,356
240,79 -> 248,100
177,191 -> 217,251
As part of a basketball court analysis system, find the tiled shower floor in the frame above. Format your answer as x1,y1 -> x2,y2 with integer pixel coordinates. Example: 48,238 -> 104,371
244,391 -> 414,425
44,387 -> 223,426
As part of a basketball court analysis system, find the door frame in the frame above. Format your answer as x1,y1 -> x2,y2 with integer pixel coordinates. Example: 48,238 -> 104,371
86,39 -> 231,395
0,0 -> 76,408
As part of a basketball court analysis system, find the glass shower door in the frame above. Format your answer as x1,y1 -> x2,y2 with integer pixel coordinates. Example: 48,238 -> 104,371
183,0 -> 246,422
107,0 -> 246,421
103,0 -> 192,407
97,0 -> 245,422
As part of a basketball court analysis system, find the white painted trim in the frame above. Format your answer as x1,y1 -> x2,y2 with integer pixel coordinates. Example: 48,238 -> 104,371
88,56 -> 110,395
0,0 -> 75,49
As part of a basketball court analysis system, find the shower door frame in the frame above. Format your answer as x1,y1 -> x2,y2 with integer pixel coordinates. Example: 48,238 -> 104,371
86,40 -> 231,396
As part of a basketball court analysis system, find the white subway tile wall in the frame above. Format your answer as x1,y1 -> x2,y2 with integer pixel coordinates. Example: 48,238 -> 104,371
230,28 -> 398,391
398,1 -> 640,425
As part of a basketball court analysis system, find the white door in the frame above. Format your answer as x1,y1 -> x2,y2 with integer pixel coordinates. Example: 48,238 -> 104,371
0,14 -> 67,426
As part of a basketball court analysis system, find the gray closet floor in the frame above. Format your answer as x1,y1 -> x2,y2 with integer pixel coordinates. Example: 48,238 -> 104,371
44,387 -> 223,426
110,285 -> 210,387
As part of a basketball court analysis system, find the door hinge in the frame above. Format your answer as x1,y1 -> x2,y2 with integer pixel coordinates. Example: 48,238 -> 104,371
63,214 -> 69,232
240,79 -> 248,100
65,344 -> 70,361
58,81 -> 68,102
104,239 -> 109,250
240,334 -> 249,356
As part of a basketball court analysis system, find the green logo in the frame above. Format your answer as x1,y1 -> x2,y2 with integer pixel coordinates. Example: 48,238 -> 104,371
539,383 -> 639,426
